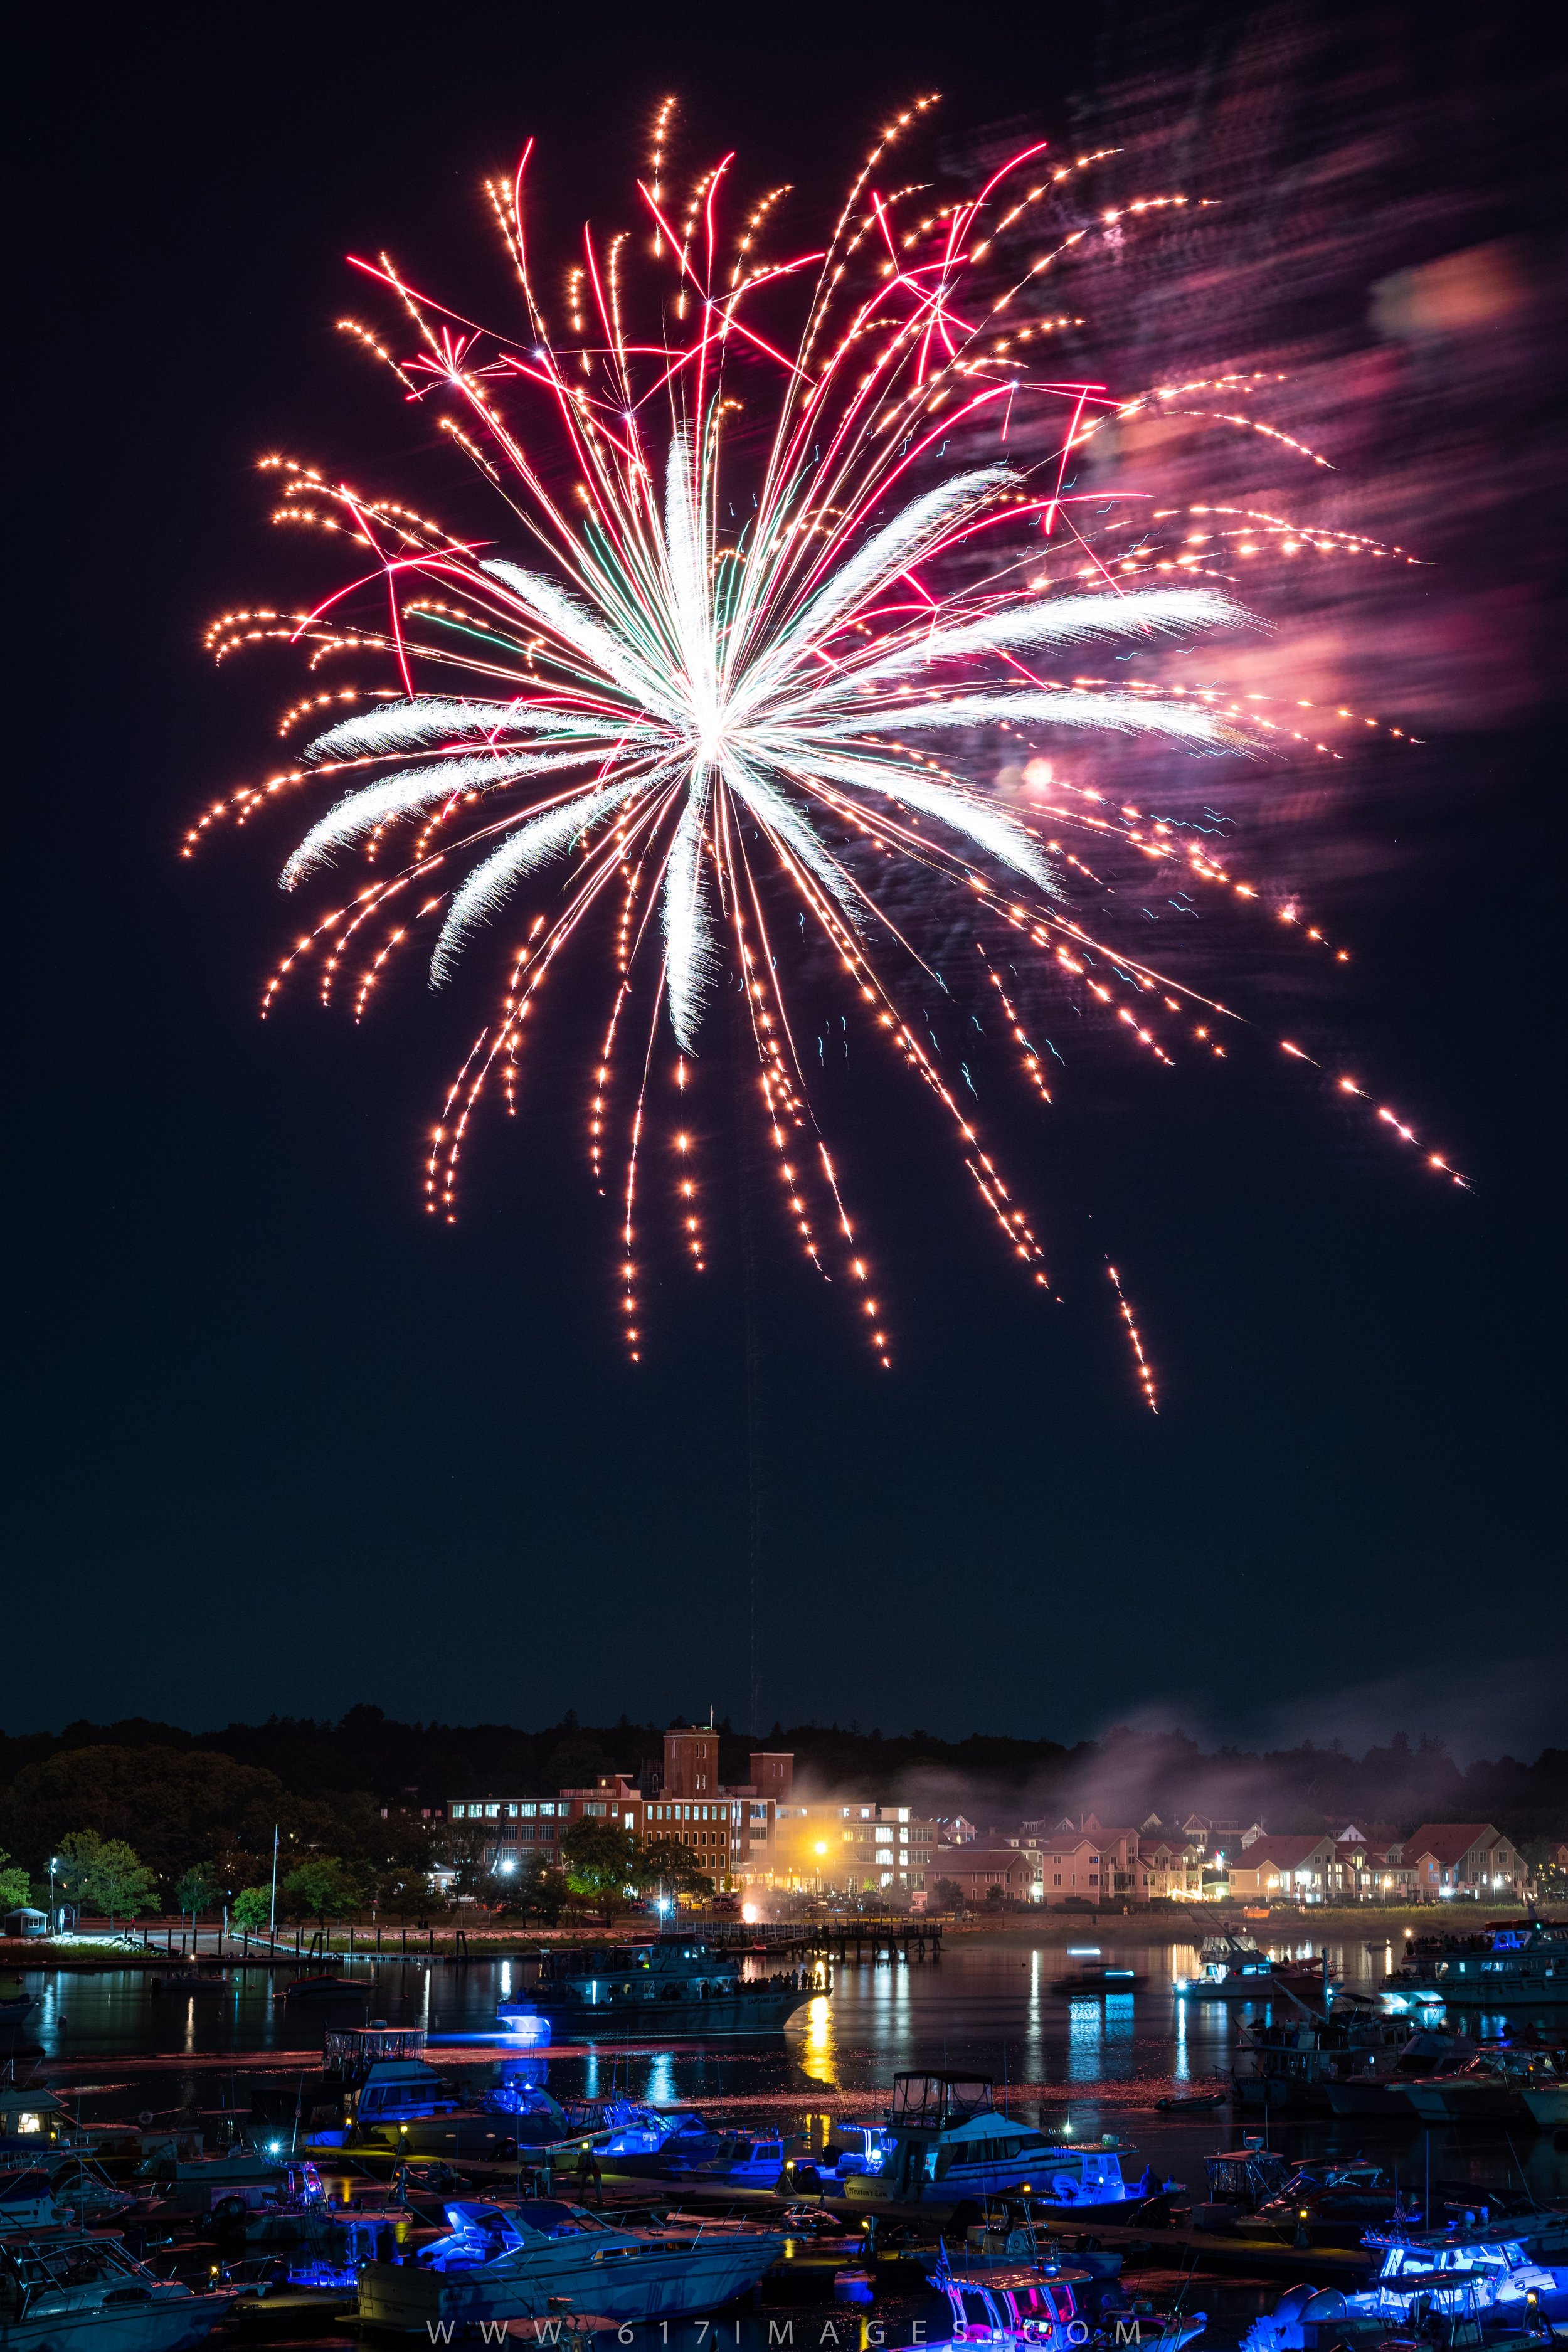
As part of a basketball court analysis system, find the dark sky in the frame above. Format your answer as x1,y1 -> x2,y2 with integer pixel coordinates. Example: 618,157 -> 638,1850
10,0 -> 1562,1755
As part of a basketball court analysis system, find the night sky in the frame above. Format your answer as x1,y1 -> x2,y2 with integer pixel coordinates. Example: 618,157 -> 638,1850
11,0 -> 1562,1752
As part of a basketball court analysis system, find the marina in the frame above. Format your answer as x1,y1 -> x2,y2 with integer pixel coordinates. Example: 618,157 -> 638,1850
3,1922 -> 1567,2349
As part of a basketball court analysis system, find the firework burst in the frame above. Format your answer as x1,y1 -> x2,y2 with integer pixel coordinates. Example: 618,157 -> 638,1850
193,103 -> 1461,1389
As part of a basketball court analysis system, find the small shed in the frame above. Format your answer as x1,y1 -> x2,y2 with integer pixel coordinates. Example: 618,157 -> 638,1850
3,1907 -> 48,1939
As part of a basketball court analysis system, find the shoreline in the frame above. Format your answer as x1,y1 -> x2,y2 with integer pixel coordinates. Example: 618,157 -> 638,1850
0,1900 -> 1535,1971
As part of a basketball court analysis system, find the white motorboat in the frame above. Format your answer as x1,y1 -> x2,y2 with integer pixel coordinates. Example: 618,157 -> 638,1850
1401,2051 -> 1554,2124
354,2196 -> 785,2332
843,2074 -> 1174,2213
1239,2222 -> 1568,2352
1523,2080 -> 1568,2127
0,2228 -> 234,2352
127,2146 -> 287,2221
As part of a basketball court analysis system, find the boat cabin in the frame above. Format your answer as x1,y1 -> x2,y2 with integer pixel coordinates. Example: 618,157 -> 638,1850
350,2060 -> 465,2126
0,2088 -> 72,2155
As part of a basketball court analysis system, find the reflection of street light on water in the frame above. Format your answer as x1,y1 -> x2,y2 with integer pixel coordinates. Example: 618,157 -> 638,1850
798,1993 -> 836,2087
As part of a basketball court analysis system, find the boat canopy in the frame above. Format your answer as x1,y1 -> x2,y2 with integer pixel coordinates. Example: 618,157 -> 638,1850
889,2073 -> 995,2129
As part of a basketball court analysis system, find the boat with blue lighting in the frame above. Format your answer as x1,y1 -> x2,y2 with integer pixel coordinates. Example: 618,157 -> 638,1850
1382,1917 -> 1568,2007
1238,2218 -> 1568,2352
842,2074 -> 1177,2217
354,2197 -> 785,2332
496,1934 -> 817,2040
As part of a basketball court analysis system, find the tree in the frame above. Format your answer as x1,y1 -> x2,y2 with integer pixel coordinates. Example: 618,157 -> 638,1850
931,1878 -> 964,1914
175,1864 -> 220,1920
559,1819 -> 642,1917
497,1860 -> 573,1926
280,1857 -> 362,1924
0,1850 -> 30,1912
231,1887 -> 272,1932
2,1745 -> 286,1883
56,1831 -> 158,1931
637,1837 -> 716,1907
433,1825 -> 494,1908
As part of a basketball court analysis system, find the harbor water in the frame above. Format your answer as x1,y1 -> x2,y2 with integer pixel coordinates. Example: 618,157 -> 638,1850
6,1927 -> 1565,2351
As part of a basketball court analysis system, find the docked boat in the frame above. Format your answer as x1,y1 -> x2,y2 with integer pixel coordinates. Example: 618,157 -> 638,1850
807,2124 -> 895,2187
1192,2143 -> 1293,2232
0,2094 -> 72,2161
843,2074 -> 1176,2215
932,2257 -> 1205,2352
1522,2080 -> 1568,2127
1179,1936 -> 1337,2002
661,2131 -> 791,2185
1322,2028 -> 1480,2118
0,2227 -> 235,2352
0,2176 -> 60,2233
354,2196 -> 785,2331
127,2145 -> 289,2220
0,2001 -> 36,2028
1237,2162 -> 1416,2247
1401,2049 -> 1558,2124
1382,1917 -> 1568,2007
281,1974 -> 369,2003
1239,2218 -> 1568,2352
963,2209 -> 1125,2284
1232,2003 -> 1409,2116
497,1934 -> 818,2040
590,2105 -> 712,2162
38,2157 -> 134,2227
339,2058 -> 598,2163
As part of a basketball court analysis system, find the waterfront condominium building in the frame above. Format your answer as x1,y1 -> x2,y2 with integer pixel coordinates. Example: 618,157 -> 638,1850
762,1801 -> 936,1897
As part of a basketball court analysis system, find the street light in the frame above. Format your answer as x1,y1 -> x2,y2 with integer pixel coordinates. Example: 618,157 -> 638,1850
49,1858 -> 58,1932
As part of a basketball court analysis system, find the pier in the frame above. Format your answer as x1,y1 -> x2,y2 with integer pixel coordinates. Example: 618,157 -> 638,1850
702,1916 -> 942,1962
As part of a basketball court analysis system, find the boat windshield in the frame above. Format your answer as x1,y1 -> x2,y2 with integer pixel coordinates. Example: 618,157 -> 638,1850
891,2074 -> 993,2127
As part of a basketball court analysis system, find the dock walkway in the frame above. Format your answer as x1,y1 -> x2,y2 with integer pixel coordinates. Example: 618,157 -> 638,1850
703,1919 -> 942,1963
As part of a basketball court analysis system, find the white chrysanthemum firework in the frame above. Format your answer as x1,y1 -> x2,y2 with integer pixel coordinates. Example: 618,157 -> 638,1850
197,112 -> 1453,1378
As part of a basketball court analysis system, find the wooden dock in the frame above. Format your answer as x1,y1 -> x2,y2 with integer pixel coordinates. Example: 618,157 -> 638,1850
703,1918 -> 942,1963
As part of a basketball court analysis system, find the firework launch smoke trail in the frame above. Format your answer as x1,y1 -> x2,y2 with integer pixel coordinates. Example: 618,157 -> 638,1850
191,101 -> 1464,1380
